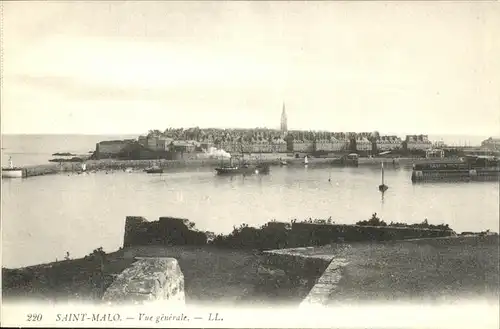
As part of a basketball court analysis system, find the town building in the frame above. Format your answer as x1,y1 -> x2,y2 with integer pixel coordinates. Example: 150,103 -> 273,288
314,137 -> 348,152
199,142 -> 214,151
292,139 -> 314,152
273,141 -> 288,153
218,141 -> 240,153
433,140 -> 446,148
426,149 -> 445,159
171,140 -> 197,153
95,139 -> 136,159
138,135 -> 148,147
481,137 -> 500,150
356,136 -> 371,151
376,135 -> 403,151
405,135 -> 432,150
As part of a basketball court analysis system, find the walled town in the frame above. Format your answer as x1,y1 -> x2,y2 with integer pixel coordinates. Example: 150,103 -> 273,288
92,106 -> 500,160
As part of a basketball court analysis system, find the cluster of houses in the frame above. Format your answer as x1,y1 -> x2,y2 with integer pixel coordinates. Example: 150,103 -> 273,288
297,135 -> 406,153
135,133 -> 433,154
93,106 -> 497,159
291,134 -> 433,153
94,131 -> 440,159
137,135 -> 201,153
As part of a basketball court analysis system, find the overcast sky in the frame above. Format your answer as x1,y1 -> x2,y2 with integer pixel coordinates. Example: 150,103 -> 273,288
1,1 -> 499,136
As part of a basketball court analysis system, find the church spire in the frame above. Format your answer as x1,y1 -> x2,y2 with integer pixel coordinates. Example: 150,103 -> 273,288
280,102 -> 287,133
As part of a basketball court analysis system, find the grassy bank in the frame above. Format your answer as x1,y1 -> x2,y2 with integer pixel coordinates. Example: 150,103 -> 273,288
4,236 -> 497,306
325,235 -> 500,303
2,245 -> 308,306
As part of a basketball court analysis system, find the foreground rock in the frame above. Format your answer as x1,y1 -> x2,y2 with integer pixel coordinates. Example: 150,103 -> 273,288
102,257 -> 185,305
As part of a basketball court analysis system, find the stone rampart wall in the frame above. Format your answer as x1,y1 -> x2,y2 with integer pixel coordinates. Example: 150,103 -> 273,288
123,217 -> 455,251
123,216 -> 207,248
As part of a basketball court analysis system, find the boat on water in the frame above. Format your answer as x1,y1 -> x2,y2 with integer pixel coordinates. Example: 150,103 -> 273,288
215,155 -> 270,176
411,155 -> 500,183
215,164 -> 270,175
144,159 -> 164,174
2,157 -> 24,178
145,166 -> 164,174
330,153 -> 359,167
378,161 -> 389,192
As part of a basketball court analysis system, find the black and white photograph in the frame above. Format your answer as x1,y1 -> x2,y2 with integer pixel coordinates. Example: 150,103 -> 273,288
1,1 -> 499,328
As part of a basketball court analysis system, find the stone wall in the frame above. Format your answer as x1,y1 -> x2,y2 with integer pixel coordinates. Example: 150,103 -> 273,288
123,216 -> 455,250
102,257 -> 185,305
211,221 -> 455,250
123,216 -> 207,248
256,247 -> 334,300
87,158 -> 221,171
289,222 -> 454,245
96,140 -> 135,158
300,257 -> 349,307
23,163 -> 61,177
123,216 -> 149,248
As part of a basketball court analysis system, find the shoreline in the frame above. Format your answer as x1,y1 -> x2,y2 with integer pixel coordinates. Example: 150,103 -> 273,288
10,156 -> 461,178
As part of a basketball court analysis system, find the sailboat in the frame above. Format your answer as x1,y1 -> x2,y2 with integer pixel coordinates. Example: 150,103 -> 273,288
379,161 -> 389,192
2,157 -> 24,178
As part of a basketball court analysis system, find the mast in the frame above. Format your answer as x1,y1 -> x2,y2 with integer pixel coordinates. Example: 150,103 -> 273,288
381,161 -> 385,185
240,143 -> 244,166
379,161 -> 388,192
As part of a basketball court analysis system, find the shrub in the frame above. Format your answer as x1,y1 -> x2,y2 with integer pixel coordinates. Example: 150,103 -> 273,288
356,213 -> 387,226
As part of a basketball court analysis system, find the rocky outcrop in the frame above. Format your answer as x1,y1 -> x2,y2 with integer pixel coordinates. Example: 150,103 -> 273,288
102,257 -> 185,305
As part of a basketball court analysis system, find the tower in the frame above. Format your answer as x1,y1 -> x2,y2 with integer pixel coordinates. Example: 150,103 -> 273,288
280,102 -> 288,133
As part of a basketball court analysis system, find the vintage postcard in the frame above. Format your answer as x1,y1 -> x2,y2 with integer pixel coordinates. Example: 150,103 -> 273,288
1,1 -> 499,328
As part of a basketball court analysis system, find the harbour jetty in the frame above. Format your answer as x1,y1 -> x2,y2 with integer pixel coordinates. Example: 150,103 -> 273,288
21,162 -> 88,178
12,156 -> 467,178
411,155 -> 500,182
